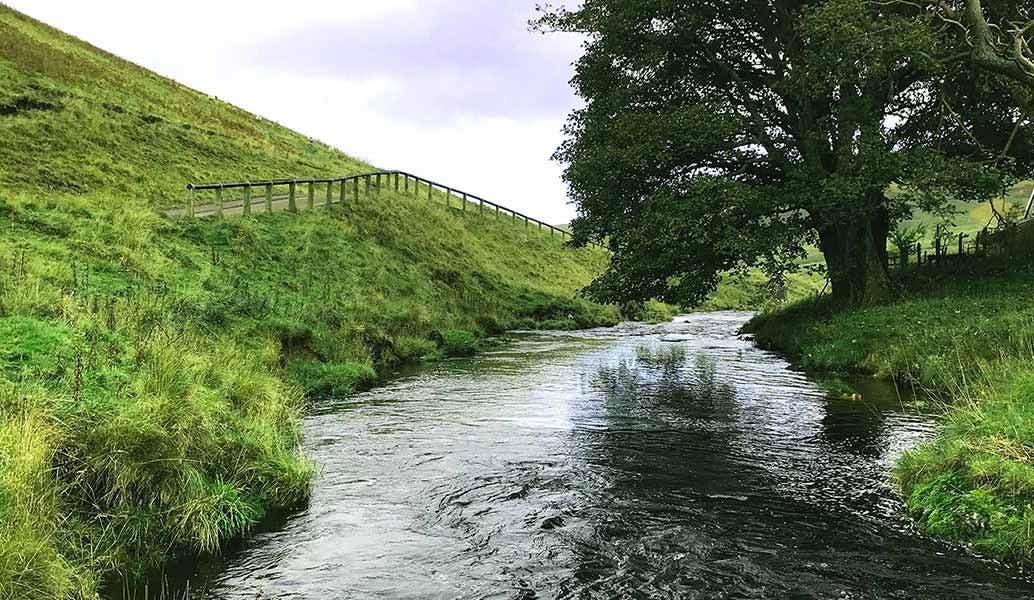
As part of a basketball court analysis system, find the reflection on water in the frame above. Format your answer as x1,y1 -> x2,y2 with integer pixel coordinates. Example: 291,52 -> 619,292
119,312 -> 1033,599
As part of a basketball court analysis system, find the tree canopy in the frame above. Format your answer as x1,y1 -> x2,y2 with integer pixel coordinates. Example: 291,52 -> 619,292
538,0 -> 1034,305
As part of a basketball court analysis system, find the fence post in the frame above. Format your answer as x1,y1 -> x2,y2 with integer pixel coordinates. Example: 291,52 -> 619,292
395,173 -> 400,192
243,184 -> 252,215
916,242 -> 922,266
265,183 -> 273,213
354,178 -> 360,203
215,186 -> 224,217
307,181 -> 315,209
958,233 -> 964,255
404,175 -> 409,193
445,188 -> 451,209
479,198 -> 484,214
495,205 -> 499,220
288,181 -> 297,212
462,192 -> 468,211
187,186 -> 195,217
340,178 -> 347,203
326,181 -> 333,207
376,173 -> 381,193
428,181 -> 433,202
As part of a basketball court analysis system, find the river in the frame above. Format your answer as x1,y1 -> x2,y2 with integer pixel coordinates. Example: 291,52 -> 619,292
129,312 -> 1033,599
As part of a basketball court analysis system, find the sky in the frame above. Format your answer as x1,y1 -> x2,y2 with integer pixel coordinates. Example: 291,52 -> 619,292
8,0 -> 585,224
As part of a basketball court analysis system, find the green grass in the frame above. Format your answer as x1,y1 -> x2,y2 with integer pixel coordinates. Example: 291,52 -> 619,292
440,329 -> 478,357
697,270 -> 826,312
0,6 -> 616,598
901,182 -> 1033,238
746,257 -> 1034,561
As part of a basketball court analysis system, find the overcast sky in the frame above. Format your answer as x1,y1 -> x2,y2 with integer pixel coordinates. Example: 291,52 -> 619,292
9,0 -> 584,224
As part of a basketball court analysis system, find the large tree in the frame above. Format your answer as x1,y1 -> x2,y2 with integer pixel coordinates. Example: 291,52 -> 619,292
539,0 -> 1034,305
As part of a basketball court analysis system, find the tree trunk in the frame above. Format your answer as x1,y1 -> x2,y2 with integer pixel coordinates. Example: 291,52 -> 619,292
817,209 -> 894,305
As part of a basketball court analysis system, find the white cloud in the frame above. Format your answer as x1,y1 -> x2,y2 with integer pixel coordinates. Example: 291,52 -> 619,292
7,0 -> 580,224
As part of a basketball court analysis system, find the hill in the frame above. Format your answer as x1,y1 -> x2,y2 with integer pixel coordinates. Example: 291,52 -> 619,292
0,6 -> 615,599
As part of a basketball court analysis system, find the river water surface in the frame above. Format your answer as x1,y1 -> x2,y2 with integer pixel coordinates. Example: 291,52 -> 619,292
153,312 -> 1032,599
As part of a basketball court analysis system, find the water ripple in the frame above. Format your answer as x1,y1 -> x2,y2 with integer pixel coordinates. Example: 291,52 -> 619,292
139,312 -> 1033,599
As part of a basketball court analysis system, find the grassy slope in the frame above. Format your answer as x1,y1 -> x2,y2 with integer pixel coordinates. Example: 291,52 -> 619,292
698,270 -> 826,312
0,7 -> 615,599
746,258 -> 1034,561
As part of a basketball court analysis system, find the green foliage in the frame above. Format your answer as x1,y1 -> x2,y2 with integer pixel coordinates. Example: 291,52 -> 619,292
440,329 -> 477,357
0,7 -> 615,597
620,300 -> 680,324
889,224 -> 927,256
697,270 -> 826,312
747,261 -> 1034,561
538,0 -> 1033,305
289,361 -> 378,397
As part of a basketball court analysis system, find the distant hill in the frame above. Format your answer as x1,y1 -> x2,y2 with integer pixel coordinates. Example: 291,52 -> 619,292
901,181 -> 1034,237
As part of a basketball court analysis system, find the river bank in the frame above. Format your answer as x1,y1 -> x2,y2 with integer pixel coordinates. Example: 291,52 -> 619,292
746,258 -> 1034,562
112,313 -> 1033,599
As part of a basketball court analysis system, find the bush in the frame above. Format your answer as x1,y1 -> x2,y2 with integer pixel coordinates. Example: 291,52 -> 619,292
288,360 -> 377,397
440,329 -> 477,357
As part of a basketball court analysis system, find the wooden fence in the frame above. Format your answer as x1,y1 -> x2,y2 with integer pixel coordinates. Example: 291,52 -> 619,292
888,221 -> 1034,269
179,170 -> 578,242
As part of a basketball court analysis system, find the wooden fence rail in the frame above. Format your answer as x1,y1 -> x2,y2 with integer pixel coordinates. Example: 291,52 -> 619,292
887,222 -> 1032,270
178,170 -> 583,243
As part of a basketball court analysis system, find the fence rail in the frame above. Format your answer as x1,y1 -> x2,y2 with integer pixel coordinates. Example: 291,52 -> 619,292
177,170 -> 583,243
887,221 -> 1034,270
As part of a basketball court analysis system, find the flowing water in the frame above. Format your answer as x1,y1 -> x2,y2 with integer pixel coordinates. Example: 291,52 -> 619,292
139,312 -> 1033,599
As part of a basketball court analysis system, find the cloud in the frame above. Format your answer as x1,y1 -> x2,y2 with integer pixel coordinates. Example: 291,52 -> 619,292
245,0 -> 583,124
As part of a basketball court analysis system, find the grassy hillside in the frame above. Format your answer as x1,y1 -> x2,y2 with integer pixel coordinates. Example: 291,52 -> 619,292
0,6 -> 615,599
746,257 -> 1034,562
